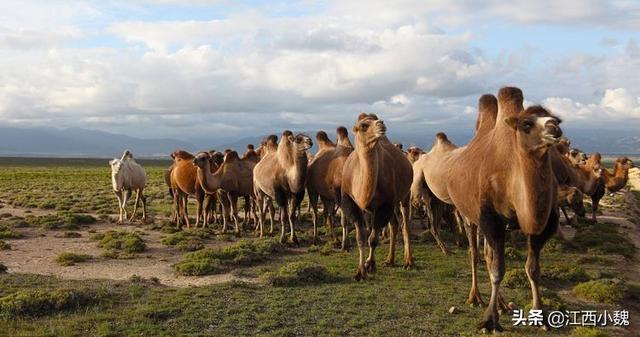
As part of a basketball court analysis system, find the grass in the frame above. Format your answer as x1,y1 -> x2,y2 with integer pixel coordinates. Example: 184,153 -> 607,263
569,222 -> 636,258
55,252 -> 92,266
25,212 -> 96,230
0,224 -> 22,239
161,228 -> 214,252
91,230 -> 146,259
0,240 -> 10,250
261,261 -> 338,287
0,288 -> 108,318
174,239 -> 286,276
572,279 -> 627,304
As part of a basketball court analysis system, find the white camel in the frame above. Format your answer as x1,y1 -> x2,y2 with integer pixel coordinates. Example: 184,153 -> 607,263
109,150 -> 148,223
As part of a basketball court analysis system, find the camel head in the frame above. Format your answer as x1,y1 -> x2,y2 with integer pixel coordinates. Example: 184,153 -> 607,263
109,158 -> 124,175
503,105 -> 562,157
617,156 -> 635,169
247,144 -> 254,150
353,113 -> 386,150
192,151 -> 211,169
394,143 -> 403,150
121,150 -> 133,160
586,153 -> 602,172
567,187 -> 586,218
568,148 -> 587,165
288,132 -> 313,153
336,126 -> 353,148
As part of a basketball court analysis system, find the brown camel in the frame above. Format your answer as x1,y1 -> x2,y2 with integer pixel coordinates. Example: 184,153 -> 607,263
253,131 -> 312,243
242,144 -> 260,163
341,113 -> 414,280
602,157 -> 635,193
419,87 -> 563,332
203,151 -> 225,226
557,185 -> 586,224
170,150 -> 206,228
576,153 -> 605,223
306,127 -> 354,245
406,146 -> 424,164
193,151 -> 254,234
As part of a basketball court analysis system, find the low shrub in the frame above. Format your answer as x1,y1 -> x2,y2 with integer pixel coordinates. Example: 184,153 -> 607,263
174,239 -> 285,276
0,240 -> 10,250
55,252 -> 92,266
261,262 -> 335,287
571,223 -> 635,258
26,212 -> 96,230
0,225 -> 22,239
503,269 -> 529,289
97,231 -> 146,254
543,265 -> 589,283
572,279 -> 627,304
0,288 -> 106,318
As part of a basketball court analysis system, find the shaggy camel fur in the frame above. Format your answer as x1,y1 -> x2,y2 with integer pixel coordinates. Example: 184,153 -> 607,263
110,150 -> 147,223
418,88 -> 563,332
253,131 -> 312,243
602,157 -> 635,193
341,113 -> 414,280
193,151 -> 254,234
307,127 -> 354,245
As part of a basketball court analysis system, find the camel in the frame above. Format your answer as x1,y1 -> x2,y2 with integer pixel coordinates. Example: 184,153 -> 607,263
406,146 -> 424,164
192,151 -> 254,234
242,144 -> 260,163
307,127 -> 354,245
557,185 -> 586,225
340,113 -> 414,280
203,151 -> 225,226
602,157 -> 635,193
253,131 -> 312,243
567,148 -> 587,165
418,87 -> 563,332
169,150 -> 207,228
110,150 -> 147,223
574,153 -> 605,223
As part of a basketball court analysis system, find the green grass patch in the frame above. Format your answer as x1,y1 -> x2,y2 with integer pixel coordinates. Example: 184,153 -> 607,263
570,222 -> 636,257
503,269 -> 529,289
94,230 -> 146,258
261,261 -> 337,287
572,279 -> 627,304
55,252 -> 92,266
542,265 -> 590,284
0,288 -> 106,318
570,327 -> 611,337
0,225 -> 22,239
25,212 -> 96,230
174,239 -> 285,276
161,228 -> 213,252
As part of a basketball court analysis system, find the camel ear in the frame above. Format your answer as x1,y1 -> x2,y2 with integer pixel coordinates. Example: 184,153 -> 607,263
357,113 -> 368,121
503,116 -> 519,130
109,159 -> 117,166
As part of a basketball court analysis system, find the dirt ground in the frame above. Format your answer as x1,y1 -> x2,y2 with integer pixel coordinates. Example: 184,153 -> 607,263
2,168 -> 640,288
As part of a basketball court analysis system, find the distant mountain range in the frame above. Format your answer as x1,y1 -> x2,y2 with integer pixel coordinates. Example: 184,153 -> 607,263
0,126 -> 637,158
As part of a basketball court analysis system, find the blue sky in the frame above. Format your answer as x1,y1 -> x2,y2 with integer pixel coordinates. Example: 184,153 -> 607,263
0,0 -> 639,140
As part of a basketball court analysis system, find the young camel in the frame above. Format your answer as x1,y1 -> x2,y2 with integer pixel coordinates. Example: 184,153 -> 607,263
602,157 -> 635,193
341,113 -> 414,280
306,127 -> 354,245
253,131 -> 313,243
577,153 -> 605,223
558,185 -> 586,225
110,150 -> 147,223
420,87 -> 563,332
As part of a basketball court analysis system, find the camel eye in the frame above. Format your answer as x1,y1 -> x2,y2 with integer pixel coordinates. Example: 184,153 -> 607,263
521,120 -> 533,131
361,124 -> 368,130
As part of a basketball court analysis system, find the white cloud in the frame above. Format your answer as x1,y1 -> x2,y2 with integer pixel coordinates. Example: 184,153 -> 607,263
543,88 -> 640,122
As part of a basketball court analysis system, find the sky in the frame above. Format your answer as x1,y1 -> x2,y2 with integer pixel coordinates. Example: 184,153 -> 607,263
0,0 -> 639,141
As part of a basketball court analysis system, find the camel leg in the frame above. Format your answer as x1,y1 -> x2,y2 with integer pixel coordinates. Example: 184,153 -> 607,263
172,188 -> 180,227
288,194 -> 302,245
229,194 -> 240,235
560,206 -> 571,225
323,197 -> 338,243
400,198 -> 414,268
341,195 -> 367,280
219,192 -> 230,233
122,190 -> 131,222
526,207 -> 559,328
114,191 -> 124,224
477,211 -> 505,333
255,192 -> 266,238
365,215 -> 379,273
182,193 -> 191,229
141,193 -> 147,223
268,201 -> 275,234
368,203 -> 394,272
129,189 -> 141,222
309,191 -> 319,244
429,199 -> 450,255
340,208 -> 350,252
384,208 -> 399,267
465,221 -> 484,306
278,199 -> 289,244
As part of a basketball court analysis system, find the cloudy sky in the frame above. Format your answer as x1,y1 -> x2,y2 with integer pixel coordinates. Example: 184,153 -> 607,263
1,0 -> 639,141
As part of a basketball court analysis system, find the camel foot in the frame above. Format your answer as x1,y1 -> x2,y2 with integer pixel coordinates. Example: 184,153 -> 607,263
382,259 -> 395,267
403,256 -> 415,270
466,292 -> 485,307
354,265 -> 368,281
477,315 -> 503,333
364,259 -> 376,273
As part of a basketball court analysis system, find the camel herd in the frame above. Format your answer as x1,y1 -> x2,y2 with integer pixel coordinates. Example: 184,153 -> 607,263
109,87 -> 635,332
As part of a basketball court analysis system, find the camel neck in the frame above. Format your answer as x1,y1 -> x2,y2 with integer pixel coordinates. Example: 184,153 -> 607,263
353,140 -> 380,208
197,161 -> 222,194
512,148 -> 554,235
287,150 -> 308,194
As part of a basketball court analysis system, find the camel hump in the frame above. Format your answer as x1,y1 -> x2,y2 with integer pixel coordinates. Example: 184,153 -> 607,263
357,112 -> 378,121
476,94 -> 498,131
224,151 -> 240,163
282,130 -> 293,137
497,87 -> 524,117
247,144 -> 254,150
172,150 -> 194,160
336,126 -> 348,138
435,132 -> 448,141
316,130 -> 330,142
